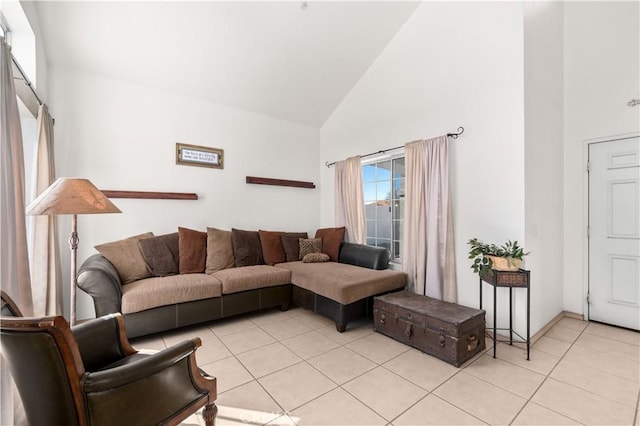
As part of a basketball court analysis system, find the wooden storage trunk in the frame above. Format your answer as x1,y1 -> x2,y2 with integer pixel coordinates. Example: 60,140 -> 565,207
373,291 -> 486,367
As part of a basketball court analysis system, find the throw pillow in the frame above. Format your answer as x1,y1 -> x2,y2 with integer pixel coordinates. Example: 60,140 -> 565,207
178,227 -> 207,274
302,252 -> 330,263
259,230 -> 285,265
281,232 -> 308,262
299,238 -> 322,260
95,232 -> 154,284
231,228 -> 264,267
138,232 -> 179,277
315,226 -> 345,262
205,227 -> 235,273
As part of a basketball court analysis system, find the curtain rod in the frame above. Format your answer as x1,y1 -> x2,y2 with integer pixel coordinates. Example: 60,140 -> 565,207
325,126 -> 464,168
11,55 -> 43,106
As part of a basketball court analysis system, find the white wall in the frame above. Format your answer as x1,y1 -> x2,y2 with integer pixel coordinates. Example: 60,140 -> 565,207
321,2 -> 526,327
563,1 -> 640,315
49,68 -> 320,319
523,2 -> 565,332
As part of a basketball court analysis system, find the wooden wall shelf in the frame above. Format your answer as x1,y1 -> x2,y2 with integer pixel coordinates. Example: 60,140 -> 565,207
245,176 -> 315,189
101,190 -> 198,200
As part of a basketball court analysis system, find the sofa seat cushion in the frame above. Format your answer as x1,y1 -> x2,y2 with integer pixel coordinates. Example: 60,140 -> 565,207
213,265 -> 292,294
121,274 -> 223,314
277,261 -> 406,305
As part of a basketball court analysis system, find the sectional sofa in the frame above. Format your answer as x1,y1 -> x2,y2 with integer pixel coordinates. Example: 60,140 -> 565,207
77,227 -> 407,338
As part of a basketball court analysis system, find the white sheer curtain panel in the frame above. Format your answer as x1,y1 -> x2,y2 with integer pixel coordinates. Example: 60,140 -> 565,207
31,103 -> 62,316
402,135 -> 457,302
1,35 -> 32,426
334,156 -> 366,244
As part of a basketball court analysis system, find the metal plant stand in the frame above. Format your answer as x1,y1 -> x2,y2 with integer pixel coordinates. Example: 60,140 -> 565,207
479,269 -> 530,360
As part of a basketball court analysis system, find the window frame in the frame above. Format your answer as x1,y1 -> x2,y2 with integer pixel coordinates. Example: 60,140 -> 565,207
362,152 -> 405,264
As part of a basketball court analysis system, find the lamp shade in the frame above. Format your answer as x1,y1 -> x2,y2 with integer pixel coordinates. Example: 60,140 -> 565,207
26,178 -> 121,216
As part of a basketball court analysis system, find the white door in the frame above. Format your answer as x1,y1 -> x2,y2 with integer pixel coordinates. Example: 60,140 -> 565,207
588,136 -> 640,330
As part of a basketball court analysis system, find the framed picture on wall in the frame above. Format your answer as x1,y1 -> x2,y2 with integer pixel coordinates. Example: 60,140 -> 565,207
176,143 -> 224,169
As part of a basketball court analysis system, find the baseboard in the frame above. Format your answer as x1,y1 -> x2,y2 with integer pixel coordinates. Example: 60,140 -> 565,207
487,310 -> 586,347
562,310 -> 585,321
530,310 -> 585,345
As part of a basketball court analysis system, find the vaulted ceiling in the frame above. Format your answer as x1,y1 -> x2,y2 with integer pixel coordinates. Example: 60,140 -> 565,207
35,1 -> 420,126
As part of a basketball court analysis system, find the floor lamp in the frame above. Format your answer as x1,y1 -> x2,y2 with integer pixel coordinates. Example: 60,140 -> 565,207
26,178 -> 121,325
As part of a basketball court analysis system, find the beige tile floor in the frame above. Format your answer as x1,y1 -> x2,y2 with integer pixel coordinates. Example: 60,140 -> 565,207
130,308 -> 640,426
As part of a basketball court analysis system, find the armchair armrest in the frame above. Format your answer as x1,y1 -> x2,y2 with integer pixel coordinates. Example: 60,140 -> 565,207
82,339 -> 200,392
77,254 -> 123,316
80,337 -> 217,426
72,313 -> 137,372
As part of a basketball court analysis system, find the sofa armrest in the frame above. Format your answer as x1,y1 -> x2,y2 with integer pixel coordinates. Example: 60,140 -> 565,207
338,242 -> 390,270
77,254 -> 123,317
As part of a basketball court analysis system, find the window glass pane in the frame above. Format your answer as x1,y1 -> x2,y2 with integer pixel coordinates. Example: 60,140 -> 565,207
376,239 -> 391,253
362,164 -> 376,183
393,220 -> 403,241
376,161 -> 391,180
393,241 -> 401,260
366,219 -> 376,236
377,215 -> 391,240
393,198 -> 405,218
376,181 -> 391,201
392,178 -> 404,199
363,182 -> 377,204
393,157 -> 405,179
366,237 -> 376,246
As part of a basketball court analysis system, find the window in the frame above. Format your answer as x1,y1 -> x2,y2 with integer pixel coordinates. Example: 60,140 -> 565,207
362,155 -> 405,262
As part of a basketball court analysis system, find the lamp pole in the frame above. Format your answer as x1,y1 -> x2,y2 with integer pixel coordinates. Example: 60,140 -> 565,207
69,214 -> 79,325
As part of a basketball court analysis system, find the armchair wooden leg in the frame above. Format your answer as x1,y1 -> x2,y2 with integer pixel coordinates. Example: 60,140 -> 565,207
203,403 -> 218,426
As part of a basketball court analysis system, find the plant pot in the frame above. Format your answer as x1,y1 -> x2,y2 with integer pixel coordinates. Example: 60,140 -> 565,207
486,255 -> 521,271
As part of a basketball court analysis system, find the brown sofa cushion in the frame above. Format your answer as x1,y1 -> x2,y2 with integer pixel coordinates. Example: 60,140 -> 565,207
138,232 -> 179,277
315,227 -> 345,262
213,265 -> 291,294
299,238 -> 322,260
178,227 -> 207,274
259,230 -> 285,266
277,261 -> 406,305
281,232 -> 308,262
231,228 -> 264,267
95,232 -> 154,284
206,227 -> 235,273
121,274 -> 223,314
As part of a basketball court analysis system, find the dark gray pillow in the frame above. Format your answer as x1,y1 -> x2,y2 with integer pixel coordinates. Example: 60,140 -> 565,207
231,228 -> 264,267
281,232 -> 308,262
138,232 -> 179,277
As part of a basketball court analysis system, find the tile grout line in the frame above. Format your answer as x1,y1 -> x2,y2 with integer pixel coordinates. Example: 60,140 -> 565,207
544,330 -> 640,409
251,319 -> 383,422
507,323 -> 589,425
172,310 -> 638,425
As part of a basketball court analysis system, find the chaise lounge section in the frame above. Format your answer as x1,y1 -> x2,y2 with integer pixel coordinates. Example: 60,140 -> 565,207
279,243 -> 407,331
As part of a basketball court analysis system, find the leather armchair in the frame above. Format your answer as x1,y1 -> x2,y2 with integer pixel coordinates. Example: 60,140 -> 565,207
0,313 -> 217,426
1,290 -> 23,317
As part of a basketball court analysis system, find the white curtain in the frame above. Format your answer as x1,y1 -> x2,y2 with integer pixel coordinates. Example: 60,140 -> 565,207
334,156 -> 366,244
402,135 -> 457,302
1,36 -> 32,426
31,103 -> 62,316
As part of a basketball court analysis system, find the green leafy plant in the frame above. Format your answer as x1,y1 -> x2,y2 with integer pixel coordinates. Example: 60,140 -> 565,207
467,238 -> 529,275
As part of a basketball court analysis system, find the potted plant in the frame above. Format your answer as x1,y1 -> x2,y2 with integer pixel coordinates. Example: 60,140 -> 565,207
467,238 -> 529,275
